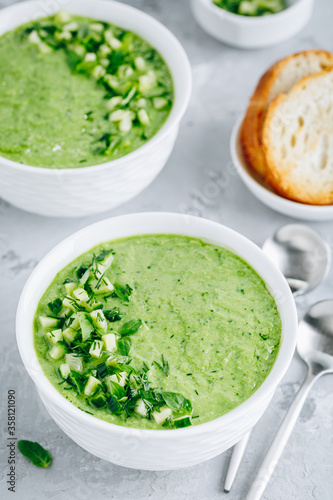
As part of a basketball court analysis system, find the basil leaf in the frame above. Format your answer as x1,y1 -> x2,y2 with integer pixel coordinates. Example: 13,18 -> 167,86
17,440 -> 52,468
120,319 -> 142,337
104,307 -> 123,322
78,312 -> 94,341
173,417 -> 192,428
47,298 -> 62,314
162,392 -> 192,413
117,337 -> 131,356
107,380 -> 126,400
113,282 -> 133,302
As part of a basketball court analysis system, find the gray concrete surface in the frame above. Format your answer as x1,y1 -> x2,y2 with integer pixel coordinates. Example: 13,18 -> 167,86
0,0 -> 333,499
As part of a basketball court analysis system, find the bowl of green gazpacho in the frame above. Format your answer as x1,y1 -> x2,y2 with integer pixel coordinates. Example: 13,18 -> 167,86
16,213 -> 297,470
0,1 -> 191,216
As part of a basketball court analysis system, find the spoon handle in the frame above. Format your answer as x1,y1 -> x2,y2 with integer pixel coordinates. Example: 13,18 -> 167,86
245,371 -> 318,500
224,432 -> 251,493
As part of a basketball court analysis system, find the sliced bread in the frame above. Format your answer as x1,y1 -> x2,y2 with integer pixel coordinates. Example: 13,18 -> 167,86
262,69 -> 333,205
240,50 -> 333,177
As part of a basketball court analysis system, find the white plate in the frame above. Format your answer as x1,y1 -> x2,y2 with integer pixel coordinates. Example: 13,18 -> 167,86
230,115 -> 333,221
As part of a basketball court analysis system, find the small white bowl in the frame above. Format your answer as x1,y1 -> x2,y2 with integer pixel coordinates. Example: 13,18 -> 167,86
191,0 -> 314,49
231,115 -> 333,221
0,1 -> 192,217
16,212 -> 297,470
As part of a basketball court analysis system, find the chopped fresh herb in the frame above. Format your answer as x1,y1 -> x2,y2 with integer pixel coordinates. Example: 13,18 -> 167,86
153,354 -> 169,377
17,440 -> 52,468
113,282 -> 133,302
104,307 -> 123,322
47,298 -> 62,314
120,319 -> 142,337
76,265 -> 88,280
162,392 -> 192,414
117,337 -> 131,356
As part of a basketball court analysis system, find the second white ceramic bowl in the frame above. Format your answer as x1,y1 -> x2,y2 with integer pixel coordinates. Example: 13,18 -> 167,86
230,115 -> 333,221
0,1 -> 192,217
191,0 -> 314,49
16,212 -> 297,470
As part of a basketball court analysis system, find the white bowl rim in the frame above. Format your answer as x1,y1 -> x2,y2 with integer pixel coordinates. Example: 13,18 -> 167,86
199,0 -> 308,23
230,114 -> 333,217
16,212 -> 298,437
0,0 -> 192,175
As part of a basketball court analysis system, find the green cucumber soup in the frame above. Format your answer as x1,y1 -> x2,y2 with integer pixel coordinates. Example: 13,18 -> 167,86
0,12 -> 173,168
34,235 -> 281,430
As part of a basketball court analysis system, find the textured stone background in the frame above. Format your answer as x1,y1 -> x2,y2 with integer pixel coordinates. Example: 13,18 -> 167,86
0,0 -> 333,499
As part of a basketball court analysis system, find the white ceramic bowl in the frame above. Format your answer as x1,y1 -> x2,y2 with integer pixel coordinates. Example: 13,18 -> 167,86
0,1 -> 191,217
16,212 -> 297,470
191,0 -> 314,49
231,115 -> 333,221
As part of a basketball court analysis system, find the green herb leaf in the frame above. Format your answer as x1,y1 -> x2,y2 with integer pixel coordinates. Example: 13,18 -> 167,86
78,312 -> 94,341
76,265 -> 88,280
117,337 -> 131,356
89,394 -> 107,409
107,380 -> 126,400
47,298 -> 62,315
17,440 -> 52,468
153,354 -> 169,377
162,392 -> 192,413
113,282 -> 133,302
104,307 -> 123,322
120,319 -> 142,337
96,249 -> 113,262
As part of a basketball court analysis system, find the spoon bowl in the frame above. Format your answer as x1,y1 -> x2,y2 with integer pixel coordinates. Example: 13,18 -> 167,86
298,299 -> 333,373
262,224 -> 331,296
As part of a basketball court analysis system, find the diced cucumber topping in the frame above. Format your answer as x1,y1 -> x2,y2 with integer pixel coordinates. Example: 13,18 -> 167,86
39,316 -> 60,328
102,333 -> 117,353
55,10 -> 71,23
59,363 -> 71,379
65,353 -> 83,373
84,52 -> 97,62
134,56 -> 145,71
89,22 -> 104,33
92,65 -> 106,79
89,277 -> 114,295
62,297 -> 76,310
58,307 -> 71,318
107,371 -> 127,387
73,287 -> 89,302
135,399 -> 147,417
64,282 -> 77,295
78,312 -> 94,341
90,309 -> 107,332
69,313 -> 80,330
84,375 -> 101,396
152,407 -> 172,425
137,98 -> 147,108
62,327 -> 77,343
153,97 -> 168,110
106,96 -> 122,111
138,109 -> 150,126
55,31 -> 72,41
63,21 -> 79,32
45,329 -> 63,346
49,343 -> 66,360
139,71 -> 156,93
89,340 -> 103,358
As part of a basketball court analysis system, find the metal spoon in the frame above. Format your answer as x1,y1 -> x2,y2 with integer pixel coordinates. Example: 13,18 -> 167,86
246,299 -> 333,500
224,224 -> 331,493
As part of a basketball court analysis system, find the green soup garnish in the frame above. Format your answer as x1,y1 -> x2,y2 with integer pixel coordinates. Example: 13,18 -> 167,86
34,235 -> 281,430
0,12 -> 173,168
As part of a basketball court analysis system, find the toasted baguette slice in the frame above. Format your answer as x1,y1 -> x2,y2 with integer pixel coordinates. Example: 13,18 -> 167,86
262,69 -> 333,205
241,50 -> 333,177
